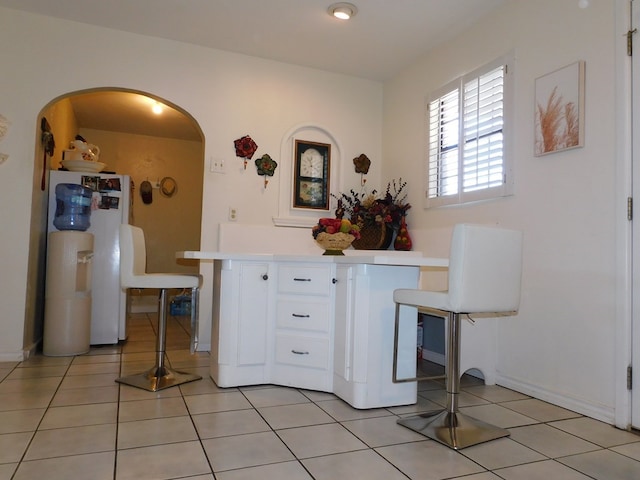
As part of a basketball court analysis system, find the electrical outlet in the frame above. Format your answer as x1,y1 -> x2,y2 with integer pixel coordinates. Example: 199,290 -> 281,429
228,207 -> 238,221
211,157 -> 226,174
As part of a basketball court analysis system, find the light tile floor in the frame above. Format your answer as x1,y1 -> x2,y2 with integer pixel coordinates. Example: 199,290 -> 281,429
1,312 -> 640,479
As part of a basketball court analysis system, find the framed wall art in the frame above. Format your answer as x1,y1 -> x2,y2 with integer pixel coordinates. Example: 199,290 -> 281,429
534,60 -> 585,156
293,139 -> 331,209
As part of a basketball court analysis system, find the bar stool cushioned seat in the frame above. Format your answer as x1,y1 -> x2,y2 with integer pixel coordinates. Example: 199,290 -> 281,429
393,223 -> 523,449
116,224 -> 202,392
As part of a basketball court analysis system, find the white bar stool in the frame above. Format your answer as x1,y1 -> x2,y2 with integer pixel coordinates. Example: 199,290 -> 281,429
116,224 -> 202,392
392,223 -> 523,449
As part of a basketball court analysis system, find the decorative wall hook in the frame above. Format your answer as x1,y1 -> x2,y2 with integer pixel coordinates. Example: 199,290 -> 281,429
234,134 -> 258,169
255,153 -> 277,188
353,153 -> 370,174
353,154 -> 370,187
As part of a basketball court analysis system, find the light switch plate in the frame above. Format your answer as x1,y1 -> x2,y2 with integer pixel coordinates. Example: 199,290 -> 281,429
211,157 -> 226,174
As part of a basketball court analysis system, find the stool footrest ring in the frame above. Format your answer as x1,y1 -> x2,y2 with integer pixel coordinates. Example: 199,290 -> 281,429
392,374 -> 445,384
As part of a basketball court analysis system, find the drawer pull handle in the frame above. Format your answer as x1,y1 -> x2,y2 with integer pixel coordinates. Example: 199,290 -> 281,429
293,278 -> 311,282
292,313 -> 310,318
262,274 -> 269,280
291,349 -> 309,355
332,278 -> 337,284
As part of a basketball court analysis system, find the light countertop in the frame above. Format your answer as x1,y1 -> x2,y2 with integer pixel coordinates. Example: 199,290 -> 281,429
177,250 -> 448,268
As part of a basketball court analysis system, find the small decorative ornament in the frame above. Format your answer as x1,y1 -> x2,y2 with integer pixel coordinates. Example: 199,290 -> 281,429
140,180 -> 153,204
40,117 -> 55,191
353,153 -> 370,174
160,176 -> 177,197
234,135 -> 258,169
353,153 -> 370,186
254,153 -> 277,188
393,216 -> 413,251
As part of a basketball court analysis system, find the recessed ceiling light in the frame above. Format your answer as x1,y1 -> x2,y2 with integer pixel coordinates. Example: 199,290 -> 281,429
328,2 -> 358,20
152,101 -> 163,115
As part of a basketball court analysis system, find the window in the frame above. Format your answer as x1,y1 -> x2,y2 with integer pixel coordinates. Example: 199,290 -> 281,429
426,54 -> 513,207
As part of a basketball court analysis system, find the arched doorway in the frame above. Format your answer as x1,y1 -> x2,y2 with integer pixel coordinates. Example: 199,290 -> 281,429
26,88 -> 204,351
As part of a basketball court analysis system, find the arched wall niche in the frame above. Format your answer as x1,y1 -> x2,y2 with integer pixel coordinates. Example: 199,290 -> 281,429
274,123 -> 343,227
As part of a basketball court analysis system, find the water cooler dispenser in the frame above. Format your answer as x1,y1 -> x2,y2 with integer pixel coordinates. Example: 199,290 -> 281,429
52,183 -> 92,231
44,183 -> 94,356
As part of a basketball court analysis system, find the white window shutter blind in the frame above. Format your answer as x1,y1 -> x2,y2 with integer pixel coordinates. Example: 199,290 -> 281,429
427,88 -> 459,204
462,66 -> 504,195
425,54 -> 512,208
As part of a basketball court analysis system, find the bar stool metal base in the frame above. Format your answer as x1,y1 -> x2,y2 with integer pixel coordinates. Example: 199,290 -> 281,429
116,365 -> 201,392
393,309 -> 509,449
398,410 -> 510,450
116,288 -> 202,392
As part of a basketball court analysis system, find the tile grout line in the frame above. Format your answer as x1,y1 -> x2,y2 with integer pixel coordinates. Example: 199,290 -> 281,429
9,357 -> 73,472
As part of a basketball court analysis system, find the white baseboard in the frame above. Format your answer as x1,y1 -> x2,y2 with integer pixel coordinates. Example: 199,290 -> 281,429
495,372 -> 615,425
423,350 -> 615,425
0,350 -> 27,362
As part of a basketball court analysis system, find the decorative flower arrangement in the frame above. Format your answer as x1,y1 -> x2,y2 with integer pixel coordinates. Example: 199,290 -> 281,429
332,178 -> 411,230
311,217 -> 361,240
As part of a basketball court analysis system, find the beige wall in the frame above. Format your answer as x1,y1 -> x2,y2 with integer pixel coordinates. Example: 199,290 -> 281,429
78,128 -> 203,275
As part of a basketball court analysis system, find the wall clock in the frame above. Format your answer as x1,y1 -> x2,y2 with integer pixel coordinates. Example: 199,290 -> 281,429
293,139 -> 331,209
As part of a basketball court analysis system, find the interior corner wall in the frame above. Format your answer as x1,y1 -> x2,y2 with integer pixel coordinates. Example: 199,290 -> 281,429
0,7 -> 383,358
382,0 -> 619,422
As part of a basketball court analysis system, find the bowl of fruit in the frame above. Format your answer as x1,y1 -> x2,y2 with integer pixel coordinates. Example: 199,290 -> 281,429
312,217 -> 361,255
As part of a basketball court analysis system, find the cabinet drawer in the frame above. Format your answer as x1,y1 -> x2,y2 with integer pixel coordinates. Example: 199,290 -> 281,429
276,299 -> 330,332
275,334 -> 330,370
278,265 -> 332,295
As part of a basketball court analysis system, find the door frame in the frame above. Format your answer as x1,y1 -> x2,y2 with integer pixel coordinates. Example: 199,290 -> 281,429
616,0 -> 634,430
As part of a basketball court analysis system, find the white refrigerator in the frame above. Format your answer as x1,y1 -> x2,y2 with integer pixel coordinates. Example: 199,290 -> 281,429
48,170 -> 132,345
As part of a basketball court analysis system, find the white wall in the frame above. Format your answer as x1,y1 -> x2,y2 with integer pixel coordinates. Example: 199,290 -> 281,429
0,7 -> 383,360
383,0 -> 620,422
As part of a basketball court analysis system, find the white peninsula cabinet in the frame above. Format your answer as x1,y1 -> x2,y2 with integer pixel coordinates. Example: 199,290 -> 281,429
180,251 -> 448,409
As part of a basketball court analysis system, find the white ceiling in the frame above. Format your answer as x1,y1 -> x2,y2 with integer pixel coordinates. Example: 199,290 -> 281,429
1,0 -> 507,140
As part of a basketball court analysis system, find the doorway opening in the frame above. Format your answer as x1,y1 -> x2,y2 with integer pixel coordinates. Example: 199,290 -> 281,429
26,87 -> 205,353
